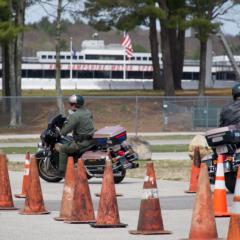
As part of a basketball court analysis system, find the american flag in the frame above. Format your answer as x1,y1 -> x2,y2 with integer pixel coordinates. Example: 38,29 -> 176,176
121,32 -> 133,59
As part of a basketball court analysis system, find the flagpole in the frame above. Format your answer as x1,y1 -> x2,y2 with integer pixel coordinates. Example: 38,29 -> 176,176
123,47 -> 126,80
70,37 -> 73,82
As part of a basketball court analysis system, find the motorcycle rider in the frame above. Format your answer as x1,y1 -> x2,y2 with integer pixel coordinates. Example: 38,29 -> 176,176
188,84 -> 240,161
219,83 -> 240,127
57,94 -> 96,177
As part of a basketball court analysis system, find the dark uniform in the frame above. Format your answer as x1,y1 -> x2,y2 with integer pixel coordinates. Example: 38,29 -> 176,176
219,100 -> 240,127
59,106 -> 96,172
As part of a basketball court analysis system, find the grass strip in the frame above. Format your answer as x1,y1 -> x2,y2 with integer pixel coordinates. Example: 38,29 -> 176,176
0,88 -> 231,97
8,162 -> 25,171
1,144 -> 188,154
142,135 -> 194,141
0,136 -> 193,143
0,139 -> 39,143
0,147 -> 37,154
150,144 -> 188,152
9,159 -> 192,180
126,160 -> 191,181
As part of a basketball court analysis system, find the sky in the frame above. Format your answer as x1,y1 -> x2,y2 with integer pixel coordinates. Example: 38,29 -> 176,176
25,2 -> 240,36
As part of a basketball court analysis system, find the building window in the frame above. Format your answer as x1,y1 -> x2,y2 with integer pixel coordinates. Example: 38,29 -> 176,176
85,54 -> 124,60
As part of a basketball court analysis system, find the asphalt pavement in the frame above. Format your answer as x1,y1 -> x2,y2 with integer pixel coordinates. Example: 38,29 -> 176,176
0,132 -> 231,240
0,171 -> 232,240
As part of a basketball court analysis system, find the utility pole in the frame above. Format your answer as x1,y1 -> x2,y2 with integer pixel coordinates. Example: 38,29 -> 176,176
217,31 -> 240,81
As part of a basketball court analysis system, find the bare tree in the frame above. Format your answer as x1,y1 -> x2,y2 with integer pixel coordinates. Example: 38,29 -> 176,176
34,0 -> 79,114
55,0 -> 64,114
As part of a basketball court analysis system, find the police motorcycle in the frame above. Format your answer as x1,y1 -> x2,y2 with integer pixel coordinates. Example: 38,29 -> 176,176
203,125 -> 240,193
35,114 -> 139,183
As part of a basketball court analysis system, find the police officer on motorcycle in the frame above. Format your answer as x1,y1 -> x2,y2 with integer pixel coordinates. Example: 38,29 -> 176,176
58,94 -> 96,176
219,83 -> 240,127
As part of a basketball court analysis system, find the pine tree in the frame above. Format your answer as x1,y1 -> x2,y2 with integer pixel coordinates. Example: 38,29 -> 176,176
0,0 -> 24,127
188,0 -> 236,95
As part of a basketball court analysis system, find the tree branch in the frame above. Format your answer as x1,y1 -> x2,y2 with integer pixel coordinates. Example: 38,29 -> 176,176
212,1 -> 234,19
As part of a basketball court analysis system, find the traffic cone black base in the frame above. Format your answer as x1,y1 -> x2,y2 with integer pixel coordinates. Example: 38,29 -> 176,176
65,220 -> 96,224
19,211 -> 49,215
129,230 -> 171,235
14,194 -> 26,198
90,223 -> 127,228
180,238 -> 226,240
53,217 -> 66,221
0,206 -> 18,210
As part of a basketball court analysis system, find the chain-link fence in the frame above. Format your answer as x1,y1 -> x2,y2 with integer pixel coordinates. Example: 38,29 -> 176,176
0,96 -> 232,134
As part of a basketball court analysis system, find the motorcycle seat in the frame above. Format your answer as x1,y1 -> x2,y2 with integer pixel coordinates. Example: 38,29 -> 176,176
72,142 -> 97,158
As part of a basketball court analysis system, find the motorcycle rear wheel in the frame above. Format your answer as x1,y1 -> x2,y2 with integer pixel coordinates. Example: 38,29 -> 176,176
225,172 -> 236,193
37,158 -> 63,183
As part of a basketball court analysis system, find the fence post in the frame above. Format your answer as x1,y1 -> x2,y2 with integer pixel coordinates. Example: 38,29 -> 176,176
206,96 -> 209,130
162,99 -> 168,131
134,96 -> 139,136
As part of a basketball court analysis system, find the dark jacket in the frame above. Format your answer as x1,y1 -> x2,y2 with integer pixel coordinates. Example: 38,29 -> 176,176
219,100 -> 240,127
60,106 -> 95,140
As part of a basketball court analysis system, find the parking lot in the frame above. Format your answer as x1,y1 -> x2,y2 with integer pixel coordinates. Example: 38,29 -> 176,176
0,169 -> 232,240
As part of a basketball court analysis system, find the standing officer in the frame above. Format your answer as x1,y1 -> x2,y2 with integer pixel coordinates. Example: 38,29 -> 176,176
58,94 -> 96,177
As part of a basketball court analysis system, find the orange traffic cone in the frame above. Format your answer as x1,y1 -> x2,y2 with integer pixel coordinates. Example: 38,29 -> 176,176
129,161 -> 171,235
213,154 -> 230,217
227,216 -> 240,240
90,155 -> 127,228
65,158 -> 95,224
227,166 -> 240,239
0,152 -> 17,210
15,151 -> 30,198
185,163 -> 219,240
54,157 -> 75,221
19,155 -> 49,215
185,146 -> 201,193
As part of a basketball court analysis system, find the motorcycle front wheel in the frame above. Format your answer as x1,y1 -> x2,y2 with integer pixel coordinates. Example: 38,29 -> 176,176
114,169 -> 126,184
37,157 -> 63,183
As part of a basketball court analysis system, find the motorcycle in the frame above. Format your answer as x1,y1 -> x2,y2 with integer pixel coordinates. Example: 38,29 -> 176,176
35,114 -> 139,183
203,125 -> 240,193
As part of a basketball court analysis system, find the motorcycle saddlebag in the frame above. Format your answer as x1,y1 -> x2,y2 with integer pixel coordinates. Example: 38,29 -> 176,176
81,151 -> 107,166
205,125 -> 240,147
93,125 -> 127,146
